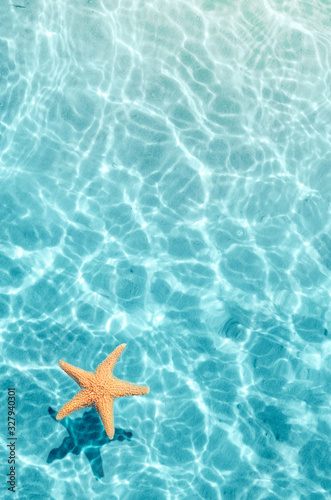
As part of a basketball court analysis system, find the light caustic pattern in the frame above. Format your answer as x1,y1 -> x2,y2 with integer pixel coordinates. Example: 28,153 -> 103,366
0,0 -> 330,498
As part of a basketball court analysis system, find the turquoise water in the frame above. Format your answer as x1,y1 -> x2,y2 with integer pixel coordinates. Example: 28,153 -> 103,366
1,0 -> 331,498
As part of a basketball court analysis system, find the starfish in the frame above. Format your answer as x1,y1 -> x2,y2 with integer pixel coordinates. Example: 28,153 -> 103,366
56,344 -> 149,440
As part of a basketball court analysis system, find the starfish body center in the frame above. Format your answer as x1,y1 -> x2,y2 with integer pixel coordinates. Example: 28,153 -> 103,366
56,344 -> 150,440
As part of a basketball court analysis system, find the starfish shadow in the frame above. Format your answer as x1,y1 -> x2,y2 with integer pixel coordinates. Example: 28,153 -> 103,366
47,407 -> 133,479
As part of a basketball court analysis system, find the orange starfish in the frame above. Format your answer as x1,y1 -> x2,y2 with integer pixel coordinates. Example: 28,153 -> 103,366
56,344 -> 150,440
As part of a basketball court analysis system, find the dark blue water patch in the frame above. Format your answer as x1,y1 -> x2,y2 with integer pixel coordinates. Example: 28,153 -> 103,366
48,407 -> 132,480
257,406 -> 291,442
237,405 -> 285,465
9,265 -> 25,282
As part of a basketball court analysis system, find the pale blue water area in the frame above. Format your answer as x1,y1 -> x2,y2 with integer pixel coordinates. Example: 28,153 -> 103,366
0,0 -> 331,498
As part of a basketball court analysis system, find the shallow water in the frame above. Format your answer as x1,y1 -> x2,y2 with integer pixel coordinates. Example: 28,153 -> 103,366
0,0 -> 331,498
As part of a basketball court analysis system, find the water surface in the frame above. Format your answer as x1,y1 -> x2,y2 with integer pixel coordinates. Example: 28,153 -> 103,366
0,0 -> 331,498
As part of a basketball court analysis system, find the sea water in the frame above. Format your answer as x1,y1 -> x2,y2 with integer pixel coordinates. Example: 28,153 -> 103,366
0,0 -> 330,499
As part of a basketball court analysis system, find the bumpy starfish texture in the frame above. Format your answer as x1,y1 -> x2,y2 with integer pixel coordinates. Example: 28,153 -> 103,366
56,344 -> 149,440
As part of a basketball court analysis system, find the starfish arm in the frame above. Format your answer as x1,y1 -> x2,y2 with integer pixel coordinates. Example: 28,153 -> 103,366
56,390 -> 94,420
95,397 -> 115,440
115,379 -> 150,398
59,360 -> 94,388
94,344 -> 127,380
